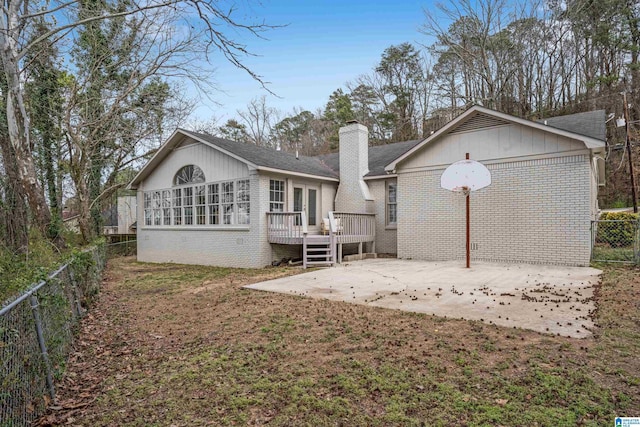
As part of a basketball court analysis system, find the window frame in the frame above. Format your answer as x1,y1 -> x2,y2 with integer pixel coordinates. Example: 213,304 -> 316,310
143,177 -> 250,229
269,179 -> 285,212
174,164 -> 205,186
144,192 -> 152,226
207,183 -> 220,225
195,184 -> 206,225
386,180 -> 398,228
236,179 -> 250,225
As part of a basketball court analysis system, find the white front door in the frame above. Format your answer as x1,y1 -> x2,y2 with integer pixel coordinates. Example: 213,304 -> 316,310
293,184 -> 319,230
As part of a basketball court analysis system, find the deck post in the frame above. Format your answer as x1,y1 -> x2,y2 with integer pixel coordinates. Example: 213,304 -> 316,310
331,233 -> 337,265
302,211 -> 308,268
303,234 -> 307,269
338,243 -> 343,264
358,242 -> 363,257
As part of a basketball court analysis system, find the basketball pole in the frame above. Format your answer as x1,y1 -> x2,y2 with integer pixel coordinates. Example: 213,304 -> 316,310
465,152 -> 470,268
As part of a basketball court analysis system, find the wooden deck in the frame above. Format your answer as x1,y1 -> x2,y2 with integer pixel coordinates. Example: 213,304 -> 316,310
266,211 -> 376,267
268,233 -> 374,245
269,234 -> 329,245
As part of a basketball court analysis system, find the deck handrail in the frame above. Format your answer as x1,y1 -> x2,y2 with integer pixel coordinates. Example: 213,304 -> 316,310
331,211 -> 376,238
266,211 -> 307,241
331,211 -> 376,216
328,211 -> 338,234
266,211 -> 375,244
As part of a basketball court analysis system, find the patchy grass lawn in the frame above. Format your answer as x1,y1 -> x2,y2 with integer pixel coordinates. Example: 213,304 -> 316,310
41,257 -> 639,426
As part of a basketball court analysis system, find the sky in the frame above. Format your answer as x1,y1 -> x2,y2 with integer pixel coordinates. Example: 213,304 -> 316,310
192,0 -> 435,124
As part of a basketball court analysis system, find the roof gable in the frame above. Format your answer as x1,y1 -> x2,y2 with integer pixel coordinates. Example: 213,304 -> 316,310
129,129 -> 339,189
385,105 -> 606,172
182,130 -> 338,180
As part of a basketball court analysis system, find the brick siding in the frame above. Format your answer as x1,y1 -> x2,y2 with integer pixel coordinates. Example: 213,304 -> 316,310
398,155 -> 592,266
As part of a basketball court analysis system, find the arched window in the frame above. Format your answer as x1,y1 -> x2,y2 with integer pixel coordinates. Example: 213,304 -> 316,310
174,165 -> 205,186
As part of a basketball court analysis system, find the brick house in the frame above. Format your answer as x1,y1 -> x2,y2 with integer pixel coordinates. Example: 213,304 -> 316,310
129,105 -> 606,267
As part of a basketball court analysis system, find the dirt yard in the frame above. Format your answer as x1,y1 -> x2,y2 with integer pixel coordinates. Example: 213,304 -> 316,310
39,257 -> 640,426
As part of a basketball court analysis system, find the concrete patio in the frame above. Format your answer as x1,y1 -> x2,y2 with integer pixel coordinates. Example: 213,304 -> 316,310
244,259 -> 602,338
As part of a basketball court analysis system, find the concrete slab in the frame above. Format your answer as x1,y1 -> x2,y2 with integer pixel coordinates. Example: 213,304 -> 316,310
244,259 -> 601,338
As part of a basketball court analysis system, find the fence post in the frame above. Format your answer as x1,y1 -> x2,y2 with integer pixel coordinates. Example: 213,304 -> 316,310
29,294 -> 56,403
68,266 -> 86,318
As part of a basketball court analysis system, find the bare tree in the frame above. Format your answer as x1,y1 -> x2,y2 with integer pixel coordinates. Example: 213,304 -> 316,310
184,116 -> 222,136
238,95 -> 278,148
0,0 -> 276,246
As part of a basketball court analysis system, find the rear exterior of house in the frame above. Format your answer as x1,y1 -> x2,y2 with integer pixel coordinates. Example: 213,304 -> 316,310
387,108 -> 605,266
130,132 -> 339,268
130,106 -> 606,268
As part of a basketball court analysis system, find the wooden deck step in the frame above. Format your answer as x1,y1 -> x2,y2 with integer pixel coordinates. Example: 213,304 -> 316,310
306,238 -> 331,243
303,234 -> 335,268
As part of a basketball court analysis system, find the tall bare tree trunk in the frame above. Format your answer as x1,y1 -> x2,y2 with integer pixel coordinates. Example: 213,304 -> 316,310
0,134 -> 28,250
1,9 -> 51,240
4,74 -> 52,234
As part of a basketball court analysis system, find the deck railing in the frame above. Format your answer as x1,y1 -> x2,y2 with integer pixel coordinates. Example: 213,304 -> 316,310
331,212 -> 376,241
267,211 -> 307,243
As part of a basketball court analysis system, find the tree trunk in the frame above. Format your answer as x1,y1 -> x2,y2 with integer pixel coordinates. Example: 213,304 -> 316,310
1,17 -> 52,237
0,134 -> 29,251
5,81 -> 52,233
76,176 -> 94,243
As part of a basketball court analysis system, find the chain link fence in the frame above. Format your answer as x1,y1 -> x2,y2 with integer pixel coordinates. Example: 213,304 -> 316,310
591,219 -> 640,263
0,242 -> 110,426
105,236 -> 137,257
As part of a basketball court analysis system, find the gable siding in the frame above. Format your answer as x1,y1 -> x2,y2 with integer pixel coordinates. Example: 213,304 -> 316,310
142,137 -> 249,191
397,154 -> 592,266
400,124 -> 586,171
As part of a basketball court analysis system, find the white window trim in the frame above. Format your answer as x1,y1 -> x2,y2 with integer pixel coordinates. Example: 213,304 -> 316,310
386,180 -> 397,229
269,179 -> 286,212
142,177 -> 251,229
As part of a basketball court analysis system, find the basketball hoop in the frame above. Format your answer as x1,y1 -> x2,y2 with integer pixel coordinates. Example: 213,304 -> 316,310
440,159 -> 491,193
440,154 -> 492,268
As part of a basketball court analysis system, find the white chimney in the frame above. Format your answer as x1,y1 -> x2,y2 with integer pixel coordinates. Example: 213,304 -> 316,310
334,121 -> 373,213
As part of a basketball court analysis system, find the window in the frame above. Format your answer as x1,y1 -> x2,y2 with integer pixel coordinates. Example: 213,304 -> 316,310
308,188 -> 317,226
269,180 -> 285,212
237,179 -> 250,225
221,182 -> 234,224
183,186 -> 193,225
162,190 -> 171,225
293,187 -> 303,226
144,193 -> 152,226
152,192 -> 162,226
174,165 -> 205,186
208,183 -> 219,225
387,181 -> 397,226
172,188 -> 182,225
195,185 -> 206,225
144,176 -> 250,228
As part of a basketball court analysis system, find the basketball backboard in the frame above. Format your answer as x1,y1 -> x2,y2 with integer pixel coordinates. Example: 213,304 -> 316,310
440,159 -> 491,193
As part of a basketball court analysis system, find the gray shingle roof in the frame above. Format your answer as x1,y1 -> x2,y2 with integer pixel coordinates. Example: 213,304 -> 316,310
539,110 -> 606,141
184,129 -> 421,180
317,139 -> 423,177
180,110 -> 604,182
181,130 -> 339,179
